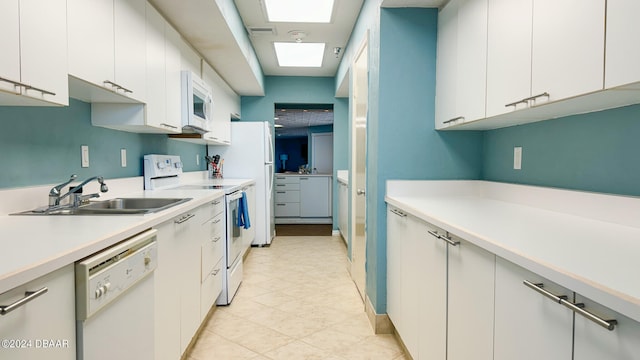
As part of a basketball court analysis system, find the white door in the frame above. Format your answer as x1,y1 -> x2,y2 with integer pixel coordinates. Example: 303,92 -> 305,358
351,37 -> 368,302
311,132 -> 333,174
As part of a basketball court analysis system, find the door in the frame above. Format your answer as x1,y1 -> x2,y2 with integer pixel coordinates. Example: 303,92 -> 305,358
311,132 -> 333,174
351,37 -> 368,301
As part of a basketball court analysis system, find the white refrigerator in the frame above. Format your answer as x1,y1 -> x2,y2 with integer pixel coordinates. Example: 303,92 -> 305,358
209,121 -> 275,246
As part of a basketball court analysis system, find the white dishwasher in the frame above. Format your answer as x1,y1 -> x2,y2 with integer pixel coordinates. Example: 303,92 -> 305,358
76,229 -> 158,360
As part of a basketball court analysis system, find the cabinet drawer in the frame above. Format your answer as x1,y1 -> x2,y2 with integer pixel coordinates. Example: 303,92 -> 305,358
274,182 -> 300,190
207,213 -> 225,242
200,258 -> 223,320
275,176 -> 300,184
202,196 -> 225,222
201,235 -> 224,282
275,190 -> 300,202
275,202 -> 300,217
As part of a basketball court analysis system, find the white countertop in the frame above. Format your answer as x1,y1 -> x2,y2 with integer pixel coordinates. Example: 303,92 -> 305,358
337,170 -> 348,184
385,180 -> 640,323
275,173 -> 332,177
0,177 -> 255,294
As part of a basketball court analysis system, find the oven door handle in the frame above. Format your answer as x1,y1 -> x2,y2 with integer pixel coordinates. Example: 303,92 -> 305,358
226,191 -> 244,202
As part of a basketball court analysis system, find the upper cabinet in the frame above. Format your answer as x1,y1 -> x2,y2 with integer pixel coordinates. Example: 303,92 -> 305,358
202,61 -> 240,145
0,0 -> 68,106
439,0 -> 640,131
605,0 -> 640,90
435,0 -> 488,128
68,0 -> 146,103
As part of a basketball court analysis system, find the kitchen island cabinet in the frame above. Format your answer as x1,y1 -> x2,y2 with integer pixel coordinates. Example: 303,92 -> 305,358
275,174 -> 332,223
0,0 -> 68,106
0,264 -> 75,360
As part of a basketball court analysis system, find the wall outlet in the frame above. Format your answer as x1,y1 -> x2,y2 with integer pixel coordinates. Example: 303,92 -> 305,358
514,146 -> 522,170
81,145 -> 90,168
121,148 -> 127,167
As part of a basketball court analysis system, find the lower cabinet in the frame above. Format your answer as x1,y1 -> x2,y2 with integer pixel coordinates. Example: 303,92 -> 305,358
0,264 -> 75,360
154,201 -> 214,360
299,176 -> 331,217
386,206 -> 495,360
337,180 -> 348,240
495,257 -> 640,360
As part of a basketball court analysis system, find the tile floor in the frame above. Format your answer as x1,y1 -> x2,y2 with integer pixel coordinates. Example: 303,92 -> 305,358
186,235 -> 407,360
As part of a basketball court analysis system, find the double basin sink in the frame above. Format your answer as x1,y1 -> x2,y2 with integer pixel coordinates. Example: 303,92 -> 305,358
16,197 -> 192,215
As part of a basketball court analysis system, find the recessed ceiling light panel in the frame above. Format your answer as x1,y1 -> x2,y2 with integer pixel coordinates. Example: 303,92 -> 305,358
274,42 -> 325,67
264,0 -> 335,23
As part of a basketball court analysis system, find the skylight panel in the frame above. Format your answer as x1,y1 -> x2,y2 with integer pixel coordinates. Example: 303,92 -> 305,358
264,0 -> 335,23
274,42 -> 325,67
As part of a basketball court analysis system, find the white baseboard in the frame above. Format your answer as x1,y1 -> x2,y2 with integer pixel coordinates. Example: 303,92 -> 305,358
275,217 -> 333,224
365,295 -> 393,334
331,230 -> 340,236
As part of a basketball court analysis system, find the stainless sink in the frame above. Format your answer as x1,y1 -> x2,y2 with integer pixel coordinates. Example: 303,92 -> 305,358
13,197 -> 192,215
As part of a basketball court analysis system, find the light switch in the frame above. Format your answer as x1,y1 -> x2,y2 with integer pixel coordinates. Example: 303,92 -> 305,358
81,145 -> 90,168
121,148 -> 127,167
514,146 -> 522,170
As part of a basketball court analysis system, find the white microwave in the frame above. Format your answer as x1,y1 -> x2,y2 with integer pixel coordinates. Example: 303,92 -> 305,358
181,71 -> 212,133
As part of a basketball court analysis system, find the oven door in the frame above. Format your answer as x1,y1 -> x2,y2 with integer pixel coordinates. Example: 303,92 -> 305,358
225,191 -> 244,266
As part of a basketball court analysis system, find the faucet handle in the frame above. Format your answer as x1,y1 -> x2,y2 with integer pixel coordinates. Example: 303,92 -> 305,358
49,174 -> 78,196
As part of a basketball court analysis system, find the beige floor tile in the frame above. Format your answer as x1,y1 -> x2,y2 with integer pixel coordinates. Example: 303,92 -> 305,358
189,331 -> 259,360
300,327 -> 368,353
335,338 -> 403,360
263,340 -> 327,360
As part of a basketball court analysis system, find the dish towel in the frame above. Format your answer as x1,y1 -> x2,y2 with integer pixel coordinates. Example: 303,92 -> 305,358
237,191 -> 251,229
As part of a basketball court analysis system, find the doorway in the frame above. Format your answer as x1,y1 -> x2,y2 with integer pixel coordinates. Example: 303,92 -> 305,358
351,37 -> 368,302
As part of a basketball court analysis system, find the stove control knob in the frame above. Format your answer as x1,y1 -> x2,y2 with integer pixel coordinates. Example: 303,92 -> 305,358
95,288 -> 103,299
102,282 -> 111,294
144,256 -> 152,267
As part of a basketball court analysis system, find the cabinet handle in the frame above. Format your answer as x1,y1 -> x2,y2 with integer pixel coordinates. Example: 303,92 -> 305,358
212,269 -> 220,276
522,92 -> 549,103
213,218 -> 221,224
276,204 -> 286,206
160,123 -> 178,129
276,191 -> 286,194
0,287 -> 48,315
390,208 -> 406,217
300,177 -> 309,180
276,184 -> 286,187
523,280 -> 617,331
212,200 -> 221,205
505,98 -> 529,108
443,116 -> 464,125
0,76 -> 55,96
212,236 -> 221,243
175,213 -> 195,224
103,80 -> 133,94
428,230 -> 459,246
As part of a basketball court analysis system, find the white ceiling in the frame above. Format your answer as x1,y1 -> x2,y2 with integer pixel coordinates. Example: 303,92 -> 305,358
151,0 -> 446,96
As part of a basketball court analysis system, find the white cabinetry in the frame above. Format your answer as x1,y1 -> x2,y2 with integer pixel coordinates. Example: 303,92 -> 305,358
300,176 -> 331,217
155,203 -> 212,359
275,176 -> 301,218
386,207 -> 495,360
200,197 -> 225,320
605,0 -> 640,89
435,0 -> 487,128
338,179 -> 348,241
68,0 -> 146,103
495,257 -> 640,360
0,264 -> 75,360
0,0 -> 68,106
202,61 -> 240,145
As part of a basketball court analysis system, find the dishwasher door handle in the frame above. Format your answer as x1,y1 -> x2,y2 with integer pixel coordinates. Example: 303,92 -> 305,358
0,287 -> 48,315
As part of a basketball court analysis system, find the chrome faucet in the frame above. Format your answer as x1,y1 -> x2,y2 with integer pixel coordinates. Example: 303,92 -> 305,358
52,175 -> 109,208
49,174 -> 78,207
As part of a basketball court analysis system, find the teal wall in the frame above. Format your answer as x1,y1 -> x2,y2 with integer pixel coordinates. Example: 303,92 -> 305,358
0,99 -> 207,188
483,104 -> 640,196
241,76 -> 350,229
361,8 -> 484,314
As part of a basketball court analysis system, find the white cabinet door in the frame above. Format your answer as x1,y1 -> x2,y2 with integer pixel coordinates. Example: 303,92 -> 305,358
573,294 -> 640,360
114,0 -> 146,102
486,0 -> 533,117
605,0 -> 640,89
531,0 -> 605,104
416,222 -> 448,360
179,208 -> 205,353
338,182 -> 348,239
435,0 -> 487,128
455,0 -> 487,122
19,0 -> 68,105
300,176 -> 331,217
165,21 -> 183,130
447,236 -> 495,360
435,0 -> 458,129
0,265 -> 76,360
494,258 -> 573,360
0,0 -> 20,96
202,61 -> 234,144
386,207 -> 404,334
67,0 -> 115,89
145,3 -> 167,131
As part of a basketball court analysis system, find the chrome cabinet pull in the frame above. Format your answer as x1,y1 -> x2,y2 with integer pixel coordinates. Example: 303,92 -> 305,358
276,203 -> 286,206
505,98 -> 529,108
212,200 -> 221,205
0,287 -> 48,315
213,219 -> 221,224
522,92 -> 549,103
160,123 -> 178,129
0,76 -> 55,96
175,213 -> 195,224
390,208 -> 406,217
103,80 -> 133,94
428,230 -> 460,246
212,236 -> 221,243
212,269 -> 220,276
523,280 -> 617,331
276,191 -> 286,194
443,116 -> 464,124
